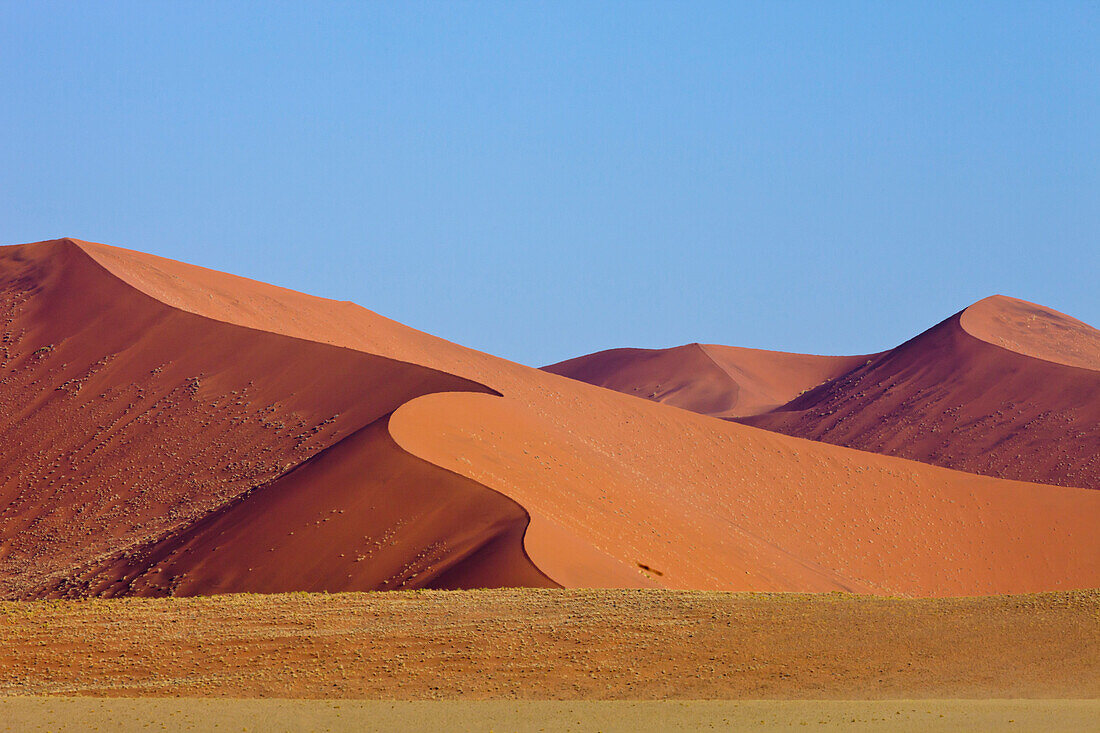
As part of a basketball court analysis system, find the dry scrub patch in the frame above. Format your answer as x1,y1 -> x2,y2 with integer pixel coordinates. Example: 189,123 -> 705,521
0,589 -> 1096,699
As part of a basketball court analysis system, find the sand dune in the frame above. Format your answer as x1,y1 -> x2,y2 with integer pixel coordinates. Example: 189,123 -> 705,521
544,344 -> 868,418
0,239 -> 512,598
1,238 -> 1098,599
743,297 -> 1100,490
550,297 -> 1100,491
961,294 -> 1100,370
65,416 -> 554,597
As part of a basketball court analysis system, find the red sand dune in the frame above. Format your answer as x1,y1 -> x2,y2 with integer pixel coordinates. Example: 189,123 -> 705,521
2,239 -> 1099,599
544,344 -> 869,418
961,294 -> 1100,370
0,239 -> 519,598
549,297 -> 1100,491
742,296 -> 1100,490
541,343 -> 866,416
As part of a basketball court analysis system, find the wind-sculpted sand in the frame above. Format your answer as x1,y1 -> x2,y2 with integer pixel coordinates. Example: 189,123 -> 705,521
0,239 -> 1098,599
551,297 -> 1100,491
1,238 -> 1098,732
744,296 -> 1100,491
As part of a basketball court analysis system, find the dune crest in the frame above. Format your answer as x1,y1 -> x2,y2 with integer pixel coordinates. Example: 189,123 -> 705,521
743,302 -> 1100,490
0,239 -> 538,598
960,294 -> 1100,371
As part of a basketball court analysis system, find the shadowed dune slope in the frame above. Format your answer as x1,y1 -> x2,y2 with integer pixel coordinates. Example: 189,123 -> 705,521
3,239 -> 1100,598
742,297 -> 1100,490
544,344 -> 868,418
0,239 -> 543,598
63,416 -> 554,597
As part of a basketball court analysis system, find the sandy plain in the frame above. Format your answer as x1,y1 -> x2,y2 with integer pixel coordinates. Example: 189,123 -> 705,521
3,698 -> 1100,732
3,589 -> 1098,730
1,589 -> 1096,699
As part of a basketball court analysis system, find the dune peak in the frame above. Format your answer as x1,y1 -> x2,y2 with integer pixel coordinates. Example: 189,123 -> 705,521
960,294 -> 1100,371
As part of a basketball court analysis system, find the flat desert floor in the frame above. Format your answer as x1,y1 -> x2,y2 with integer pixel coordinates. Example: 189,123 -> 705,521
1,589 -> 1097,730
1,588 -> 1096,698
3,698 -> 1099,732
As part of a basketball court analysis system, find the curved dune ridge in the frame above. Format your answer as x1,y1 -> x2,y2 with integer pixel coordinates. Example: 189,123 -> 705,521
1,238 -> 1099,599
960,294 -> 1100,371
0,239 -> 547,598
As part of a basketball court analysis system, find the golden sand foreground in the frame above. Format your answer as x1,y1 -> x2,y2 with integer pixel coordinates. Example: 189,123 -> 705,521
1,589 -> 1096,700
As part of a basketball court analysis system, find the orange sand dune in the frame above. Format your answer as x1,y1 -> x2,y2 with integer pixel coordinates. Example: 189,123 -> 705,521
961,294 -> 1100,370
743,296 -> 1100,490
544,344 -> 869,418
2,239 -> 1099,599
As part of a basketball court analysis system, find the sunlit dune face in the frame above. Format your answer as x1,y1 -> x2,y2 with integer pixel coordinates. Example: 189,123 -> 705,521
961,294 -> 1100,371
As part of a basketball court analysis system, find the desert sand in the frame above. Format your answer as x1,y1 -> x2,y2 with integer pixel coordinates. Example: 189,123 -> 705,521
544,343 -> 870,418
743,296 -> 1100,490
3,589 -> 1098,729
550,296 -> 1100,491
2,589 -> 1097,698
6,698 -> 1100,732
0,238 -> 1097,599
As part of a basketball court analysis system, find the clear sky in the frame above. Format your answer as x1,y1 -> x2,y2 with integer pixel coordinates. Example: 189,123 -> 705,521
2,2 -> 1097,366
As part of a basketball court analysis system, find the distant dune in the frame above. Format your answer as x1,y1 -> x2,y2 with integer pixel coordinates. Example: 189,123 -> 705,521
544,344 -> 869,418
961,294 -> 1100,370
550,296 -> 1100,492
2,239 -> 1099,599
741,296 -> 1100,490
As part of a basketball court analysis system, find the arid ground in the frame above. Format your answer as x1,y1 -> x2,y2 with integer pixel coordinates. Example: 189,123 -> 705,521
3,589 -> 1100,729
4,698 -> 1100,732
2,589 -> 1097,699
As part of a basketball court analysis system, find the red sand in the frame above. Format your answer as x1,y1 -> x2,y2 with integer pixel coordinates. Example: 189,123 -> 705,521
550,297 -> 1100,492
961,294 -> 1100,370
743,297 -> 1100,490
2,239 -> 1099,599
544,344 -> 868,418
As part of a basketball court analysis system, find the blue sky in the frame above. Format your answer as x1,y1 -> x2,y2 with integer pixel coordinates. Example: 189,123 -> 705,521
2,2 -> 1097,366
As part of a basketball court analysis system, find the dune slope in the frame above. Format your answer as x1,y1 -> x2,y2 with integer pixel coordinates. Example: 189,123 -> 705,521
2,240 -> 1099,598
58,415 -> 554,597
743,297 -> 1100,490
0,239 -> 538,598
543,344 -> 867,418
548,297 -> 1099,492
